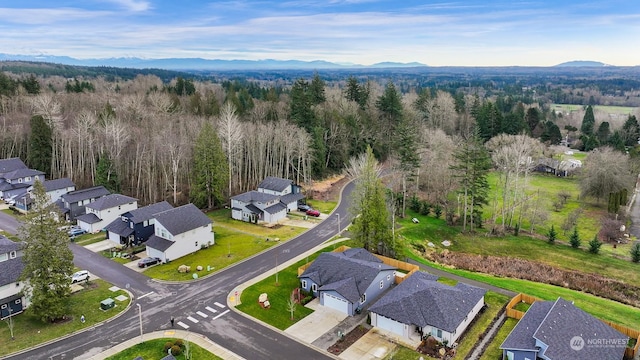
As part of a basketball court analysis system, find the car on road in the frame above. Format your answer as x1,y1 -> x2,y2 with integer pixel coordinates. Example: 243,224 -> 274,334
306,209 -> 321,217
138,257 -> 161,268
298,204 -> 312,212
71,270 -> 90,283
68,227 -> 86,237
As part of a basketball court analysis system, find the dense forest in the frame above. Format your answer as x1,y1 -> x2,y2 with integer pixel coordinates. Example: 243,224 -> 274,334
1,62 -> 638,221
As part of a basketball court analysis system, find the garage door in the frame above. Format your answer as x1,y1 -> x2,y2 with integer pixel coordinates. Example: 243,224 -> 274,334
323,293 -> 349,314
375,314 -> 405,337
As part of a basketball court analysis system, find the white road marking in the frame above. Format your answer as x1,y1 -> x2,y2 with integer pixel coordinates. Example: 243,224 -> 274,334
177,321 -> 189,329
187,316 -> 199,323
196,311 -> 208,318
206,306 -> 218,313
138,292 -> 154,300
214,302 -> 226,308
212,309 -> 230,320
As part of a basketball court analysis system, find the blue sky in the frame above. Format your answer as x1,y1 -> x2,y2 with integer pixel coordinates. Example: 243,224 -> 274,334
1,0 -> 639,66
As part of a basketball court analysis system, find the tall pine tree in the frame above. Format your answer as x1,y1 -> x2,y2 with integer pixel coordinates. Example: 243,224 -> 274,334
28,115 -> 52,175
191,121 -> 229,209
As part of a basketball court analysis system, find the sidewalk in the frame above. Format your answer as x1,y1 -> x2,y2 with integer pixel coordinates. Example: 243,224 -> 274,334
87,329 -> 244,359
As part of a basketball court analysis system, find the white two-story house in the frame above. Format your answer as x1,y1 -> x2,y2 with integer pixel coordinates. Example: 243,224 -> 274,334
0,236 -> 28,319
230,176 -> 304,224
76,194 -> 138,233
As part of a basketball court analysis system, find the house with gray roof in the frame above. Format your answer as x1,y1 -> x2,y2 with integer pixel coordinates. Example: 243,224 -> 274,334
145,204 -> 214,263
299,248 -> 396,316
501,297 -> 627,360
0,157 -> 46,202
43,178 -> 76,204
59,186 -> 111,221
369,271 -> 486,345
76,194 -> 137,233
0,236 -> 28,320
104,201 -> 173,247
231,176 -> 304,224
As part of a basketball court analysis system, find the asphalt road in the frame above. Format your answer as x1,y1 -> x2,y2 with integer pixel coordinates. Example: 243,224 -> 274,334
3,181 -> 355,360
0,207 -> 21,235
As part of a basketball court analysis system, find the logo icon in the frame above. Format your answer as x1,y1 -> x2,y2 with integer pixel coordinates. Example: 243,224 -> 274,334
570,336 -> 584,351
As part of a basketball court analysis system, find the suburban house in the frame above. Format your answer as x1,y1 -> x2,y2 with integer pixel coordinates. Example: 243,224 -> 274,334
145,204 -> 214,263
369,271 -> 486,345
230,176 -> 304,224
500,297 -> 627,360
76,194 -> 138,233
535,158 -> 582,177
0,236 -> 28,320
298,248 -> 396,316
0,157 -> 45,202
104,201 -> 174,247
44,178 -> 76,203
58,186 -> 111,221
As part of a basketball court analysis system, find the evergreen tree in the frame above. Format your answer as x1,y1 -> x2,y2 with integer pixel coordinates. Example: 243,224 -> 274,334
547,225 -> 557,244
349,146 -> 396,257
20,181 -> 74,323
451,131 -> 491,231
28,115 -> 52,175
581,105 -> 595,136
376,82 -> 403,158
608,131 -> 625,152
588,235 -> 602,254
525,107 -> 541,135
95,152 -> 120,192
621,115 -> 639,146
394,116 -> 420,217
596,121 -> 611,144
21,75 -> 40,94
569,227 -> 581,248
309,73 -> 326,105
631,242 -> 640,263
191,121 -> 229,209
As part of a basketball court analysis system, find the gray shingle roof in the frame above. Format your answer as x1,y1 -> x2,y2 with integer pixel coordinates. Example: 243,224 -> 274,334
231,190 -> 280,203
154,203 -> 211,236
3,168 -> 44,180
501,300 -> 554,351
264,202 -> 286,214
146,234 -> 174,252
61,186 -> 110,204
0,158 -> 27,175
76,212 -> 101,224
280,192 -> 305,205
534,298 -> 627,360
127,201 -> 173,224
369,271 -> 485,332
258,176 -> 293,192
103,218 -> 134,237
44,178 -> 75,192
85,194 -> 137,211
299,249 -> 396,303
0,236 -> 25,287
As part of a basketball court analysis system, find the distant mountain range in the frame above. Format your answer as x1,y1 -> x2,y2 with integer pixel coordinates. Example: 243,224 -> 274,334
0,53 -> 427,71
555,60 -> 608,67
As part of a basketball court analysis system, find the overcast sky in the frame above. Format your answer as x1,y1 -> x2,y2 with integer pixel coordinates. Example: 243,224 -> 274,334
1,0 -> 639,66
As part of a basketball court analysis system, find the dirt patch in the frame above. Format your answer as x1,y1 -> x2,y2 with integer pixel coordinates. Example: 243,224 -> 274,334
327,325 -> 370,355
304,174 -> 349,202
428,251 -> 640,307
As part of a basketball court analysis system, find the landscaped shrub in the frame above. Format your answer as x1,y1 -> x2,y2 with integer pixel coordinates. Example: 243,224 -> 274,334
569,227 -> 581,248
173,339 -> 184,347
631,242 -> 640,263
170,344 -> 182,356
164,341 -> 174,352
589,235 -> 602,254
434,204 -> 443,219
420,201 -> 431,216
410,195 -> 421,212
547,225 -> 557,244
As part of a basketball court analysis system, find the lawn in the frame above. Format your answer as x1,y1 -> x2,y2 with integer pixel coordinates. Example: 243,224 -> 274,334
207,208 -> 307,239
105,338 -> 222,360
143,226 -> 280,280
479,318 -> 518,360
406,253 -> 640,329
0,279 -> 130,356
551,103 -> 637,115
73,232 -> 108,246
306,199 -> 338,214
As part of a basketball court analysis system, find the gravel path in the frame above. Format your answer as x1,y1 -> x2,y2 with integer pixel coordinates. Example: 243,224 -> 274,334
465,312 -> 506,360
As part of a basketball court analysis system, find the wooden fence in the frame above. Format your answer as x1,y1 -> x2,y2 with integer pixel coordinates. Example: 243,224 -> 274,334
506,294 -> 640,358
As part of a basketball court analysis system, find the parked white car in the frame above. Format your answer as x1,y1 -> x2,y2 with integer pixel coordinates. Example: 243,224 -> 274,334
71,270 -> 90,283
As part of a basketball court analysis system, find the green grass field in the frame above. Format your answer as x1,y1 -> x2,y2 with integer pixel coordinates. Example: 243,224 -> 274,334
552,103 -> 637,115
0,279 -> 130,356
105,338 -> 222,360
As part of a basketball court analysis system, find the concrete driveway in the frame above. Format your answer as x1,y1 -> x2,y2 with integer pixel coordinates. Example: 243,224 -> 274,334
285,299 -> 348,343
339,329 -> 398,360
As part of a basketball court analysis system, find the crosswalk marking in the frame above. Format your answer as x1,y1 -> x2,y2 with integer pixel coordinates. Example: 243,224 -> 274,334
177,321 -> 189,329
206,306 -> 218,313
213,309 -> 230,320
196,311 -> 208,318
187,316 -> 199,323
214,302 -> 226,308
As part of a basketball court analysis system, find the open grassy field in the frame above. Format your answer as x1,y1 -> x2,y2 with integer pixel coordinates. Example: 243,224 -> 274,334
552,103 -> 637,115
0,279 -> 130,356
105,338 -> 222,360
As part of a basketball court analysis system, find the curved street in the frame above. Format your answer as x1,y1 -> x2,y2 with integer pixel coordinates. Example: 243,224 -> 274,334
3,181 -> 354,360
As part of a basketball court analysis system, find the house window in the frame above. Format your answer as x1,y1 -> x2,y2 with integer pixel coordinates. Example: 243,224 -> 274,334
15,299 -> 20,304
301,280 -> 307,289
26,176 -> 31,182
379,280 -> 384,289
9,251 -> 16,259
0,304 -> 6,309
360,293 -> 366,304
506,351 -> 514,360
387,274 -> 391,281
195,241 -> 198,247
143,220 -> 148,227
18,178 -> 23,183
311,284 -> 317,292
437,329 -> 442,338
0,253 -> 7,262
130,222 -> 134,229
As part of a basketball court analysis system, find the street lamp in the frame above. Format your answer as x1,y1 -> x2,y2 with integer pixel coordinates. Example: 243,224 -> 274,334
136,303 -> 143,339
275,249 -> 290,285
